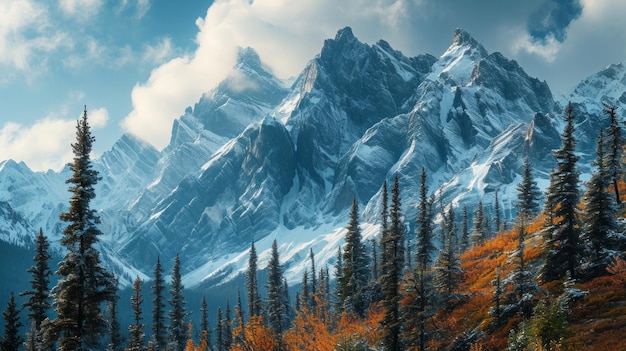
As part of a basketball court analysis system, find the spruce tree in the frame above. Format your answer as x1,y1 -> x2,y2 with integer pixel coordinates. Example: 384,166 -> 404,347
469,200 -> 486,246
309,248 -> 317,307
415,168 -> 435,269
490,267 -> 504,326
380,176 -> 404,351
402,265 -> 433,351
540,103 -> 582,282
151,256 -> 167,350
107,285 -> 123,351
504,223 -> 539,319
224,301 -> 232,351
300,270 -> 309,311
516,157 -> 542,224
245,242 -> 261,319
581,131 -> 619,278
603,104 -> 623,205
1,292 -> 23,351
370,239 -> 379,282
215,307 -> 223,351
200,296 -> 211,351
266,239 -> 284,335
168,254 -> 186,351
333,246 -> 343,313
339,197 -> 369,316
47,107 -> 116,350
460,205 -> 470,252
434,221 -> 462,304
21,228 -> 52,346
127,277 -> 145,351
494,190 -> 502,233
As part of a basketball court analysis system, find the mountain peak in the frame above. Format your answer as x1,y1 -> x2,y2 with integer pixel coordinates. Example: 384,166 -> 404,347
235,47 -> 262,68
334,26 -> 355,42
452,28 -> 480,47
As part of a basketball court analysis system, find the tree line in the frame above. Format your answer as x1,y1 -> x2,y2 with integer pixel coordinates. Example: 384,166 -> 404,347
1,102 -> 625,350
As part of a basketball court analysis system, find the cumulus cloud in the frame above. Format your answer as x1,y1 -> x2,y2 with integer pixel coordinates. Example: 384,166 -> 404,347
0,107 -> 108,172
527,0 -> 582,44
121,0 -> 428,149
0,0 -> 69,73
58,0 -> 103,19
141,37 -> 175,65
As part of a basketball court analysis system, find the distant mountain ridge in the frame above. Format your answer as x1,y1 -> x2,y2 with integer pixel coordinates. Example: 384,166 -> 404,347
0,27 -> 624,288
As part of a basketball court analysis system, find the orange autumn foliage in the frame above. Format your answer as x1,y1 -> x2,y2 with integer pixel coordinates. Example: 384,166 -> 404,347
231,316 -> 281,351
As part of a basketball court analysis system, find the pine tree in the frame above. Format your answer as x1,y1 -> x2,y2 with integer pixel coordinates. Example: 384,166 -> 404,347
516,157 -> 542,225
108,284 -> 123,351
200,296 -> 211,351
490,267 -> 504,326
151,256 -> 167,350
235,289 -> 244,342
402,263 -> 434,351
309,248 -> 317,308
540,103 -> 583,282
127,277 -> 145,351
504,223 -> 539,319
215,307 -> 223,351
300,270 -> 309,312
415,168 -> 435,269
224,301 -> 232,351
339,197 -> 369,316
333,246 -> 343,313
246,242 -> 261,319
434,221 -> 462,304
168,254 -> 186,351
1,292 -> 23,351
266,239 -> 284,335
603,104 -> 623,205
469,200 -> 486,246
21,228 -> 52,347
494,190 -> 502,233
581,130 -> 619,278
460,205 -> 470,252
47,107 -> 116,350
380,176 -> 404,351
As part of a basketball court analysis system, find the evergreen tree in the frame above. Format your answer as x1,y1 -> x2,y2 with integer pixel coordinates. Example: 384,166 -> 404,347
200,296 -> 211,351
603,104 -> 623,205
370,239 -> 379,282
333,246 -> 343,313
415,168 -> 435,269
380,176 -> 404,351
402,264 -> 434,351
168,254 -> 186,351
215,307 -> 223,351
151,256 -> 167,350
490,267 -> 504,326
300,270 -> 309,311
47,107 -> 116,350
1,292 -> 23,351
504,224 -> 539,319
460,205 -> 470,252
21,228 -> 52,347
469,200 -> 486,246
224,301 -> 232,351
266,239 -> 284,335
494,190 -> 502,233
339,197 -> 369,316
309,248 -> 317,308
434,222 -> 462,304
245,242 -> 261,319
516,157 -> 542,224
581,130 -> 619,278
540,103 -> 583,282
127,277 -> 145,351
235,289 -> 244,341
107,284 -> 123,351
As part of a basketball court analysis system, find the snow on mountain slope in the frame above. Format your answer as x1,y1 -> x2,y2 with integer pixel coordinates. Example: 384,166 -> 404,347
0,27 -> 623,289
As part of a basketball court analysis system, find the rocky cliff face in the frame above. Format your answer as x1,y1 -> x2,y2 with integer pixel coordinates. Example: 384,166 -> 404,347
0,27 -> 622,287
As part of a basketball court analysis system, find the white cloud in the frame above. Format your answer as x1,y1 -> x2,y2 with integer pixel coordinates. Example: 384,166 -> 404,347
121,0 -> 428,149
0,0 -> 69,73
141,37 -> 174,65
118,0 -> 151,19
0,107 -> 109,172
512,32 -> 561,63
58,0 -> 103,18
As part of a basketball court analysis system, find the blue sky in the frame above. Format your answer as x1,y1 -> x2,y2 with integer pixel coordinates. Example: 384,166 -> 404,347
1,0 -> 625,171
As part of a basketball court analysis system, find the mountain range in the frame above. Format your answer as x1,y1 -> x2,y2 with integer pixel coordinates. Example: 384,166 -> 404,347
1,27 -> 625,291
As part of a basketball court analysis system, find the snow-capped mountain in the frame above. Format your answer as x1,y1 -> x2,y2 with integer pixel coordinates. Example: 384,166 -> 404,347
0,27 -> 623,288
